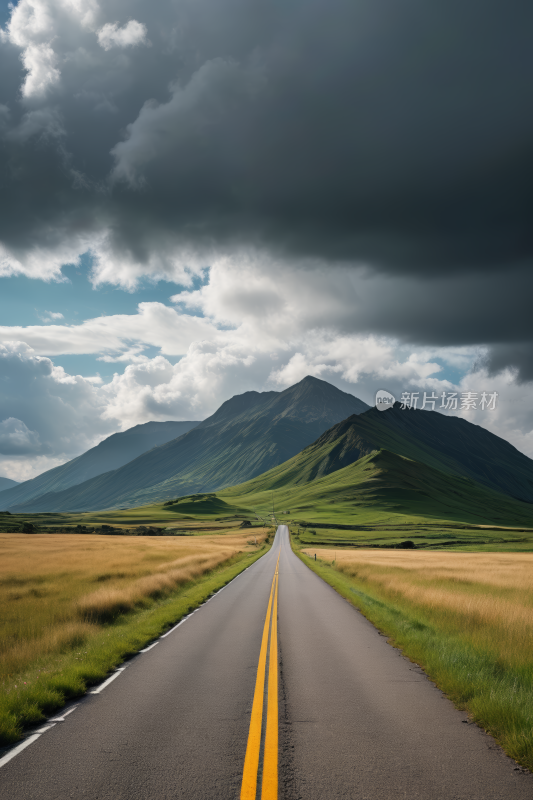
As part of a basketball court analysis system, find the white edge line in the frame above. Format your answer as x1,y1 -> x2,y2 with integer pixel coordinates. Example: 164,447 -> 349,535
88,667 -> 126,695
34,724 -> 56,734
0,546 -> 277,770
140,641 -> 159,653
0,722 -> 59,770
160,615 -> 191,637
0,551 -> 276,770
0,733 -> 43,769
48,705 -> 78,722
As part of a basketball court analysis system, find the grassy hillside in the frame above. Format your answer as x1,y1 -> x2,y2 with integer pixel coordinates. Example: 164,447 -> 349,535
319,404 -> 533,503
0,477 -> 18,492
10,376 -> 369,513
222,449 -> 533,547
222,402 -> 533,506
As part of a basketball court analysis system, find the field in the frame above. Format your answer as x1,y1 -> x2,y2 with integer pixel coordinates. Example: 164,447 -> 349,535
0,492 -> 260,533
299,546 -> 533,769
0,529 -> 270,745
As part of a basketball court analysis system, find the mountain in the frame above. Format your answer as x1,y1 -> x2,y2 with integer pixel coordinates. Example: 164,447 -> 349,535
221,402 -> 533,504
8,377 -> 369,512
0,420 -> 200,511
222,448 -> 533,529
0,477 -> 18,492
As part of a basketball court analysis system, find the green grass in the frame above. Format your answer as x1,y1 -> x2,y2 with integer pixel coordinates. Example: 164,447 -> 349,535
294,542 -> 533,770
0,540 -> 271,747
6,448 -> 533,549
221,449 -> 533,549
0,494 -> 257,533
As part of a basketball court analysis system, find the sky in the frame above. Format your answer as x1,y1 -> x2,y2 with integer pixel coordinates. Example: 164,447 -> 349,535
0,0 -> 532,481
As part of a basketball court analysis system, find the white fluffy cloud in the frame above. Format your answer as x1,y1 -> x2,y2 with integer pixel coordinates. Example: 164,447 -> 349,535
0,417 -> 41,454
0,302 -> 218,356
0,341 -> 116,477
21,41 -> 60,98
97,20 -> 148,51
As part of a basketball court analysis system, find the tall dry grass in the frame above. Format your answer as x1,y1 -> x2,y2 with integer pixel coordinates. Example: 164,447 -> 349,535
307,550 -> 533,668
77,553 -> 237,622
0,532 -> 263,684
302,547 -> 533,768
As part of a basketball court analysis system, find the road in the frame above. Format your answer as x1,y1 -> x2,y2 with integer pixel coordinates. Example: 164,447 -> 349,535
1,525 -> 531,799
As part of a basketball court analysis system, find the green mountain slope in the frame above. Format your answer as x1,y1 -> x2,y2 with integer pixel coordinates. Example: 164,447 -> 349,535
222,449 -> 533,529
0,477 -> 18,492
0,420 -> 200,511
9,377 -> 369,513
221,402 -> 533,505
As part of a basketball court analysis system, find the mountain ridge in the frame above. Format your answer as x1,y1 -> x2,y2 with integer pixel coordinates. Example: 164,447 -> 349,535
8,377 -> 369,512
0,477 -> 18,492
0,420 -> 200,511
221,401 -> 533,505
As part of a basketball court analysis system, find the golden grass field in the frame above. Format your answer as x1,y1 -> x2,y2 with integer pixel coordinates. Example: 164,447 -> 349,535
305,548 -> 533,667
301,546 -> 533,768
1,531 -> 266,691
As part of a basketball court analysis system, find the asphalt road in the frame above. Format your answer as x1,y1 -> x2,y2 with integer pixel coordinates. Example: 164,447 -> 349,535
1,526 -> 532,799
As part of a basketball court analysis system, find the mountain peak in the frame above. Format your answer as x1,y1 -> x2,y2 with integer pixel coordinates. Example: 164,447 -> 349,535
9,376 -> 369,512
271,376 -> 369,423
200,389 -> 278,426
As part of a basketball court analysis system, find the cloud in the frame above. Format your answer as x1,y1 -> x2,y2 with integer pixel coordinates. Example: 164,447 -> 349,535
0,302 -> 220,356
21,41 -> 60,98
0,454 -> 70,483
0,254 -> 529,385
0,341 -> 116,475
0,417 -> 41,454
0,0 -> 532,382
97,20 -> 148,51
0,0 -> 531,277
40,310 -> 64,321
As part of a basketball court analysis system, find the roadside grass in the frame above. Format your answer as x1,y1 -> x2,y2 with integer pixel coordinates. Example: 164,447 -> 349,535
0,530 -> 271,746
296,544 -> 533,771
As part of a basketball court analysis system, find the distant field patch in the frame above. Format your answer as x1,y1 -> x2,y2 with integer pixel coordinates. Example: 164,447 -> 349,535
300,547 -> 533,770
0,531 -> 269,745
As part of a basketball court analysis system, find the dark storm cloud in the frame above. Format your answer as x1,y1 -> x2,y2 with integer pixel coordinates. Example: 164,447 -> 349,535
1,0 -> 532,372
484,345 -> 533,384
108,0 -> 533,275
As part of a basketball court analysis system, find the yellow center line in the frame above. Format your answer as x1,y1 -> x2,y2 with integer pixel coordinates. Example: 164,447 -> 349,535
240,552 -> 280,800
261,557 -> 279,800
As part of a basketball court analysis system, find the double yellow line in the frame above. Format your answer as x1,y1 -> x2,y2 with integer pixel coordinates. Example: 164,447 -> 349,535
240,552 -> 280,800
